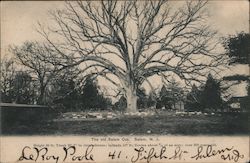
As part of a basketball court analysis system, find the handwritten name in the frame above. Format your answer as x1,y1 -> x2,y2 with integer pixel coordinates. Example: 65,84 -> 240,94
18,145 -> 94,163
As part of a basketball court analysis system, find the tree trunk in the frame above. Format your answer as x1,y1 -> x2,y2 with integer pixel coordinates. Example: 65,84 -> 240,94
38,86 -> 45,105
125,85 -> 137,113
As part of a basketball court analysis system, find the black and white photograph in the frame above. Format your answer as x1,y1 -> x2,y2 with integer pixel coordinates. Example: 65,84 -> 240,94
1,0 -> 249,136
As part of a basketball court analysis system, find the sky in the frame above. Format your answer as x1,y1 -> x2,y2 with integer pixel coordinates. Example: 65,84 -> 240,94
1,1 -> 249,49
1,0 -> 249,97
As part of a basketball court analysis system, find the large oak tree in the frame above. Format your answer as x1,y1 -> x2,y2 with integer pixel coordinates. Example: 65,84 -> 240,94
38,0 -> 225,112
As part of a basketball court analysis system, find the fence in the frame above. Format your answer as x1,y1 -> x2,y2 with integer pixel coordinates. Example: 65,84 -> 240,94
0,103 -> 58,134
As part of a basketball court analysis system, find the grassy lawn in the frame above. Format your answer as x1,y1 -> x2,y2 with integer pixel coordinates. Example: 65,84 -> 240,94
1,110 -> 249,135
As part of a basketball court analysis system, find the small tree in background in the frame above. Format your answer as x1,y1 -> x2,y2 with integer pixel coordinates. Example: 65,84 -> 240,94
166,79 -> 185,110
81,76 -> 100,110
201,74 -> 223,111
81,76 -> 110,110
185,84 -> 202,112
147,91 -> 157,109
1,57 -> 16,103
11,71 -> 34,104
159,85 -> 172,110
114,96 -> 127,111
137,88 -> 147,109
52,76 -> 80,111
159,79 -> 185,110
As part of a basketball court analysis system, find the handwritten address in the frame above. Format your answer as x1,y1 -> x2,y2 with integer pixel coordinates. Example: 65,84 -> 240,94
18,144 -> 244,163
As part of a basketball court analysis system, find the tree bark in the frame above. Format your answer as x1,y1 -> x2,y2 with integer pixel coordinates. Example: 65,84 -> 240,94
125,85 -> 137,113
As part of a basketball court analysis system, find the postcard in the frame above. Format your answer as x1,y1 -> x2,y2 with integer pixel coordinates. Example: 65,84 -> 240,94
1,1 -> 249,163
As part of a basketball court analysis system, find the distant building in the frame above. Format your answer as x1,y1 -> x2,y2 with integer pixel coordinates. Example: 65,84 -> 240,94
227,96 -> 249,112
161,100 -> 185,111
172,101 -> 185,111
221,76 -> 248,112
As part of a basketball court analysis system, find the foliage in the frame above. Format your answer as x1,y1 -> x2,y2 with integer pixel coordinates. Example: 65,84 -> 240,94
159,85 -> 172,109
223,75 -> 249,82
0,54 -> 111,111
200,74 -> 223,111
185,84 -> 202,111
81,76 -> 110,110
1,60 -> 36,104
51,74 -> 112,111
1,57 -> 35,104
137,88 -> 147,109
1,57 -> 16,103
51,76 -> 80,111
10,41 -> 61,104
158,79 -> 185,110
185,74 -> 224,112
223,32 -> 250,64
147,91 -> 157,108
114,96 -> 127,111
11,71 -> 34,104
